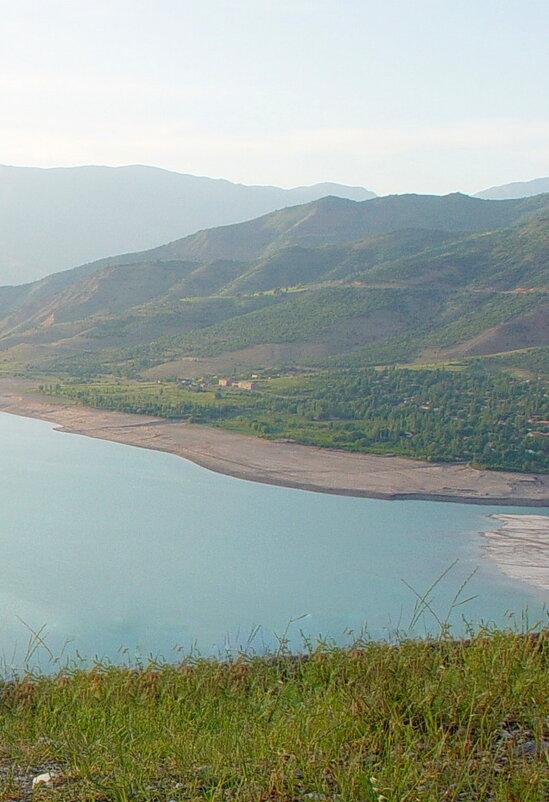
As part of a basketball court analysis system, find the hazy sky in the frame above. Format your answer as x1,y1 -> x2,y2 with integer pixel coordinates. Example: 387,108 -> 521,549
1,0 -> 547,194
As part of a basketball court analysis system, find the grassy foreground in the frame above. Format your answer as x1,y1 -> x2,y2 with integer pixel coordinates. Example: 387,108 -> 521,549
0,631 -> 547,801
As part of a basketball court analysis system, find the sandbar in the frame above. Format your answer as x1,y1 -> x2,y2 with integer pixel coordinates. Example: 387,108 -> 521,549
482,514 -> 549,592
0,378 -> 547,507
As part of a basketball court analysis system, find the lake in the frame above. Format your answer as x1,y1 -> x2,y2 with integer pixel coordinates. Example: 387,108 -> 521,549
0,411 -> 546,673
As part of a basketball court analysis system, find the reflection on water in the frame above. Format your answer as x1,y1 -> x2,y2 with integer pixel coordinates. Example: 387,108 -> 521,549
0,412 -> 546,672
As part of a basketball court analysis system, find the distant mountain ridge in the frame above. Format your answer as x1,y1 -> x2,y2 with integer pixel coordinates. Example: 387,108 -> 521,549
93,191 -> 549,266
475,177 -> 549,200
0,165 -> 375,285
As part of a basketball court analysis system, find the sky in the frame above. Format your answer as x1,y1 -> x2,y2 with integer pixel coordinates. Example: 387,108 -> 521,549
0,0 -> 547,195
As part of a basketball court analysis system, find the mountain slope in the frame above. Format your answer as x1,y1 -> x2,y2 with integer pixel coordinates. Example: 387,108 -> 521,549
353,216 -> 549,289
0,192 -> 546,378
3,193 -> 546,344
475,177 -> 549,200
0,209 -> 549,376
7,189 -> 543,325
0,165 -> 374,284
106,192 -> 549,266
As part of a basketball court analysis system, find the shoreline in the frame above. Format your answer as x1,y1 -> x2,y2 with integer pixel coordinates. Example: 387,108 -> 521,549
0,378 -> 548,507
481,514 -> 549,593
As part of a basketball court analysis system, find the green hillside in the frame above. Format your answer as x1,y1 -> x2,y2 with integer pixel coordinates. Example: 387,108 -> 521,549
359,217 -> 549,289
0,195 -> 546,378
135,287 -> 437,360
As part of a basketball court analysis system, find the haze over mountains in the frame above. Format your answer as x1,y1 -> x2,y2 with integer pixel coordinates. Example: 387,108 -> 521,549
123,192 -> 549,265
2,164 -> 548,288
475,177 -> 549,200
0,190 -> 547,379
0,165 -> 375,285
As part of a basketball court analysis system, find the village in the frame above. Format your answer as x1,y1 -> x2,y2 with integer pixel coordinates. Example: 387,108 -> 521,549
174,373 -> 263,392
217,376 -> 260,391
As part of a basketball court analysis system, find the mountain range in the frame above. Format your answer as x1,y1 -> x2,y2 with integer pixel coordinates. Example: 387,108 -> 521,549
0,165 -> 375,285
0,191 -> 547,379
2,163 -> 548,288
475,177 -> 549,200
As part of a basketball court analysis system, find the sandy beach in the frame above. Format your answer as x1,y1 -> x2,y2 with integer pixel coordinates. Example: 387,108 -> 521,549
0,378 -> 547,506
482,514 -> 549,592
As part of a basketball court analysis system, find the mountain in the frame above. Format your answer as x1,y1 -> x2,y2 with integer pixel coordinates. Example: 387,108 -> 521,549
0,165 -> 375,285
475,177 -> 549,200
86,191 -> 549,267
0,191 -> 547,379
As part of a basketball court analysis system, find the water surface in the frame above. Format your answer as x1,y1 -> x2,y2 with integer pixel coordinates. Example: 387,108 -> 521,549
0,412 -> 546,671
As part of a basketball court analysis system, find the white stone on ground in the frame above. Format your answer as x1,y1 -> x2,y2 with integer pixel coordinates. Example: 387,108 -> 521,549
32,772 -> 55,789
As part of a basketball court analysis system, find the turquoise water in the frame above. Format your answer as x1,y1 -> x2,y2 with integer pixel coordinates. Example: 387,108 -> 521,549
0,411 -> 546,671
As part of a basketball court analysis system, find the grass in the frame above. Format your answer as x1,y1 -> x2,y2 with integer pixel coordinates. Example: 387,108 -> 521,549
0,630 -> 547,801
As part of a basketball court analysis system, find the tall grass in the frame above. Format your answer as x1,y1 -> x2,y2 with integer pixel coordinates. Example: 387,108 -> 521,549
0,628 -> 547,801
